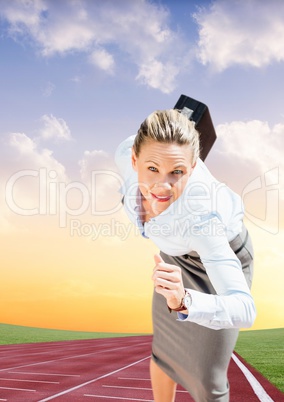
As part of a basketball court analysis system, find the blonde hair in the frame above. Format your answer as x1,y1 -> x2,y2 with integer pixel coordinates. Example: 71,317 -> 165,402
133,109 -> 200,163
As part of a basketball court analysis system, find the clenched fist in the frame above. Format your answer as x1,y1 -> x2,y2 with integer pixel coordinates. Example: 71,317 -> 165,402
152,254 -> 187,312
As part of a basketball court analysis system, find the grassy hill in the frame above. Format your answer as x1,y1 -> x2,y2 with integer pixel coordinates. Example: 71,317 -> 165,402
0,324 -> 283,392
0,323 -> 143,344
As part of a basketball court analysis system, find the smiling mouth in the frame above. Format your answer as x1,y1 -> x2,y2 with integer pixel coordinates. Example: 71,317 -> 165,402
151,193 -> 173,202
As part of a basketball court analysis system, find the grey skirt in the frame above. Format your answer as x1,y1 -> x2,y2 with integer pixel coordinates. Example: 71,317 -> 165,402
151,224 -> 254,402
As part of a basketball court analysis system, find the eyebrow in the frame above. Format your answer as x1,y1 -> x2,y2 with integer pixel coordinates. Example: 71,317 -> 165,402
173,164 -> 187,169
145,160 -> 159,165
144,160 -> 187,169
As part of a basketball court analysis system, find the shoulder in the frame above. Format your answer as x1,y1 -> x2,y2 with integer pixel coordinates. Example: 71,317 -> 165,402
190,158 -> 218,185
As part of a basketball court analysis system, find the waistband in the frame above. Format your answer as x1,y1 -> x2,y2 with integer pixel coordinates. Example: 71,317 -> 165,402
232,227 -> 248,254
229,224 -> 249,255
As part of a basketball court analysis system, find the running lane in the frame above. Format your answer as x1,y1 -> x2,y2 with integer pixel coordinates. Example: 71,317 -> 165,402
0,336 -> 282,401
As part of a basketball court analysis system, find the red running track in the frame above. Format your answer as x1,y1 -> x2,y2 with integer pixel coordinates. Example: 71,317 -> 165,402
0,335 -> 283,401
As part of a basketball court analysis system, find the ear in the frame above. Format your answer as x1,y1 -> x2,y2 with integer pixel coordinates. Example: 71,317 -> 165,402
188,161 -> 196,177
131,147 -> 138,171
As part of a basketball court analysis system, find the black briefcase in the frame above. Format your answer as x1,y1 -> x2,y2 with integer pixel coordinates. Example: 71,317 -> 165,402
174,94 -> 217,161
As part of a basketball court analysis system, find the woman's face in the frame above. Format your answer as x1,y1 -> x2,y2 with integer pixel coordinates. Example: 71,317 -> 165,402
132,140 -> 196,216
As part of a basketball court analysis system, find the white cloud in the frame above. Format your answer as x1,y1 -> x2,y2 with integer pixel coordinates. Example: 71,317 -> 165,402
78,149 -> 122,215
1,132 -> 123,233
6,133 -> 68,184
214,120 -> 284,175
0,131 -> 68,180
206,120 -> 283,232
0,0 -> 192,93
0,0 -> 94,55
136,60 -> 179,94
39,114 -> 72,142
79,149 -> 115,181
0,126 -> 123,234
1,0 -> 46,31
194,0 -> 284,71
9,132 -> 36,153
89,48 -> 115,74
0,131 -> 68,232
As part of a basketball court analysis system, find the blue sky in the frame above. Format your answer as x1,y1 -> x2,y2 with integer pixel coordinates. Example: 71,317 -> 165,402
0,0 -> 283,331
0,0 -> 283,202
1,1 -> 284,158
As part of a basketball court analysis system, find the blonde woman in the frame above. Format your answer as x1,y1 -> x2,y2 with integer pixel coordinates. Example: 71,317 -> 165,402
115,109 -> 256,402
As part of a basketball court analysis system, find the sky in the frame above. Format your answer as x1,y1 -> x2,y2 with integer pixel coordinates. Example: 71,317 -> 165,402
0,0 -> 283,334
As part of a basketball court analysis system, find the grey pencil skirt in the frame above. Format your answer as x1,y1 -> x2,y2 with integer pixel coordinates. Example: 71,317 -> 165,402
151,223 -> 254,402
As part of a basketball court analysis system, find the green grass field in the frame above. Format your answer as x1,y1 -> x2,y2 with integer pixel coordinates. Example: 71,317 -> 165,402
235,327 -> 284,393
0,323 -> 142,344
0,324 -> 283,393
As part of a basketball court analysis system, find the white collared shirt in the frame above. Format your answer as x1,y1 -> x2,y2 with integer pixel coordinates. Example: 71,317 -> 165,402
115,136 -> 256,330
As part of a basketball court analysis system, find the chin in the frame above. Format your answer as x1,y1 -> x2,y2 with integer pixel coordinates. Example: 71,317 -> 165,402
151,201 -> 172,215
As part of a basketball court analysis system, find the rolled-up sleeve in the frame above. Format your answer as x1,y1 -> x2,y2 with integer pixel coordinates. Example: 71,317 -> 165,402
178,217 -> 256,330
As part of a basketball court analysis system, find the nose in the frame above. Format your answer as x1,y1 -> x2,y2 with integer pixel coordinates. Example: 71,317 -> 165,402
153,181 -> 172,190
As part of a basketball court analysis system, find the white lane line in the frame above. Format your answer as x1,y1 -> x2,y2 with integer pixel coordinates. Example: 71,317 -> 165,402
0,344 -> 107,359
118,377 -> 150,381
0,386 -> 36,392
0,377 -> 59,384
0,399 -> 7,401
0,350 -> 66,360
84,395 -> 153,401
103,385 -> 153,390
102,384 -> 188,393
37,355 -> 151,402
232,353 -> 274,402
0,344 -> 140,373
9,371 -> 80,377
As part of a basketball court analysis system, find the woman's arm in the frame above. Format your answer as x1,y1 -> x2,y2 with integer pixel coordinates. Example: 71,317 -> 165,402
153,217 -> 256,330
181,217 -> 256,329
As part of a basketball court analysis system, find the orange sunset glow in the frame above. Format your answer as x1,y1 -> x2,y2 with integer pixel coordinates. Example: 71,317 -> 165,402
0,0 -> 283,334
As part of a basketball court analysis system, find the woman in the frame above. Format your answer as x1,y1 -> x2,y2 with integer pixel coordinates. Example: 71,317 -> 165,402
115,109 -> 256,402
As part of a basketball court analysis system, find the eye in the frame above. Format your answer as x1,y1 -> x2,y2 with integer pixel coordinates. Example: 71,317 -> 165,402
148,166 -> 158,172
172,169 -> 183,175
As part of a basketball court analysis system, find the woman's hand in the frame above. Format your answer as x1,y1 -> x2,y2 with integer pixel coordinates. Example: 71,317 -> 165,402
152,254 -> 186,311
